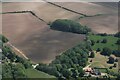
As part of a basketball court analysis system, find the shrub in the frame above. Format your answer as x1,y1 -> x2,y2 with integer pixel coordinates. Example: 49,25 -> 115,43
101,38 -> 107,43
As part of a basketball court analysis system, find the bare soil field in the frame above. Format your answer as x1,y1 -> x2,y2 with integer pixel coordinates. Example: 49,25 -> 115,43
3,2 -> 118,34
54,2 -> 117,15
2,2 -> 118,63
2,13 -> 85,63
79,14 -> 118,34
2,2 -> 80,23
53,2 -> 118,34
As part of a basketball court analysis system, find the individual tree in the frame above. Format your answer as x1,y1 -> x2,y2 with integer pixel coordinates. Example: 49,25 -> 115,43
23,60 -> 32,69
112,50 -> 120,57
115,58 -> 118,62
101,38 -> 107,43
96,48 -> 101,52
12,64 -> 27,78
78,67 -> 85,77
71,69 -> 79,78
113,63 -> 117,67
55,64 -> 62,72
90,51 -> 95,58
108,56 -> 115,64
114,32 -> 120,38
0,35 -> 9,43
101,47 -> 112,56
61,69 -> 72,79
96,40 -> 100,43
116,39 -> 120,45
91,40 -> 95,46
2,63 -> 13,78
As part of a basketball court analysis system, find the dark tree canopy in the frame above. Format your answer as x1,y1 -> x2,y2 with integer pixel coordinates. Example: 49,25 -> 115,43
50,19 -> 91,34
101,38 -> 107,43
36,42 -> 90,79
116,39 -> 120,45
101,47 -> 112,56
108,56 -> 115,64
90,51 -> 95,58
114,32 -> 120,38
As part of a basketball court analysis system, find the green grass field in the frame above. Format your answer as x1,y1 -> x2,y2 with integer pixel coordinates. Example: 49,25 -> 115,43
25,68 -> 56,79
88,52 -> 118,73
88,34 -> 118,50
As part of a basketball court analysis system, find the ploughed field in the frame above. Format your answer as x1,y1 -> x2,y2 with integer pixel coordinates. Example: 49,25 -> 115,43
3,2 -> 118,34
54,2 -> 118,34
2,2 -> 80,23
2,2 -> 118,63
2,13 -> 85,63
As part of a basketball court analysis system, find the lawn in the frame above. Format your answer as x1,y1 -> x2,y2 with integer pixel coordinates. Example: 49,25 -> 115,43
25,68 -> 56,79
88,34 -> 118,50
88,52 -> 118,73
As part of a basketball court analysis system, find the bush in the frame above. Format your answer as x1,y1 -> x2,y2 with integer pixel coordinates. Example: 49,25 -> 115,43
108,56 -> 115,64
91,40 -> 95,46
113,63 -> 117,67
0,35 -> 9,43
97,33 -> 107,36
101,38 -> 107,43
96,40 -> 100,43
114,32 -> 120,38
89,51 -> 95,58
96,48 -> 101,52
101,47 -> 112,56
112,50 -> 120,57
116,39 -> 120,45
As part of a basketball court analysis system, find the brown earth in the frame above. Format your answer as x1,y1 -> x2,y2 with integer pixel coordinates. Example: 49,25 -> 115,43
54,2 -> 118,34
79,14 -> 118,34
3,2 -> 118,34
2,2 -> 118,63
2,2 -> 80,23
2,13 -> 85,63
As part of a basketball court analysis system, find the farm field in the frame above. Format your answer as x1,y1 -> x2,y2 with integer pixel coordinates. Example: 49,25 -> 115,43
3,2 -> 118,34
2,13 -> 85,63
53,2 -> 118,34
54,2 -> 117,15
2,1 -> 119,79
79,14 -> 118,34
2,2 -> 80,23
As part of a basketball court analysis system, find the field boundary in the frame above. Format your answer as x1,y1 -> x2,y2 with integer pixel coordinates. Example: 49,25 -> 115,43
44,0 -> 104,18
2,11 -> 48,24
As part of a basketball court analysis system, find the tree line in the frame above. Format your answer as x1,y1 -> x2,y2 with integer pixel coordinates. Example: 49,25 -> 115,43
36,42 -> 91,79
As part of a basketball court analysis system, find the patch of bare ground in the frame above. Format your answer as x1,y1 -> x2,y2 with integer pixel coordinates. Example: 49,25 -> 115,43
3,13 -> 85,64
